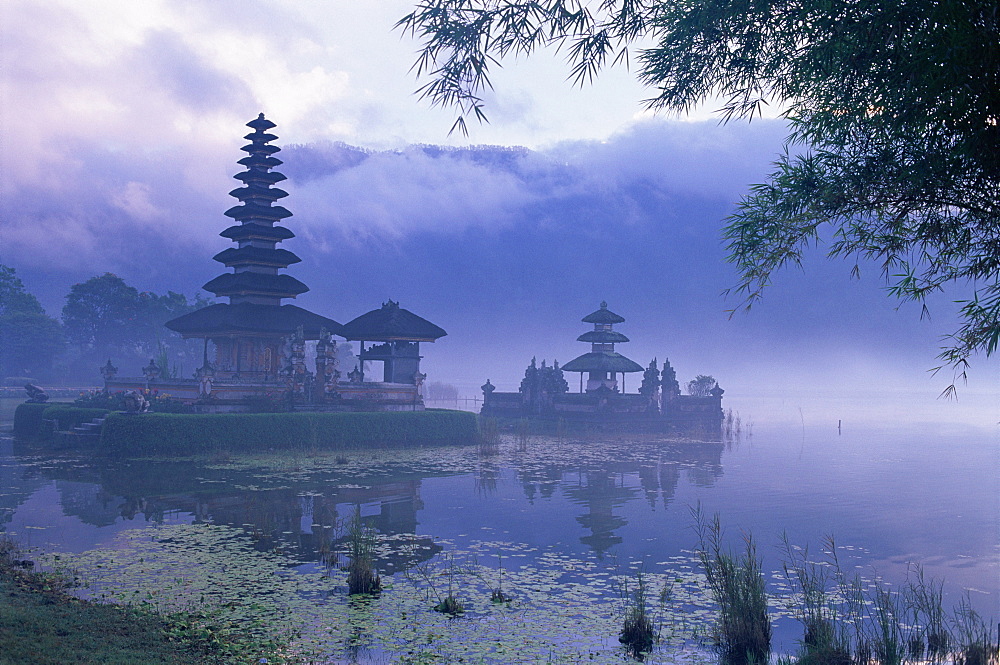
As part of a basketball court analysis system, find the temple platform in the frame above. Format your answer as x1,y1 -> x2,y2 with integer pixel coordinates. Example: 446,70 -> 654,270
482,389 -> 723,431
105,377 -> 425,412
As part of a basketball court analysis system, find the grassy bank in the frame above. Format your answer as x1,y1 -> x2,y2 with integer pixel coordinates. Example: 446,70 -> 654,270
0,535 -> 250,665
12,404 -> 479,455
101,409 -> 479,455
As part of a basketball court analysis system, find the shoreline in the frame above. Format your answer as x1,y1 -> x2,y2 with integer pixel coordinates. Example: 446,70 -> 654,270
0,534 -> 273,665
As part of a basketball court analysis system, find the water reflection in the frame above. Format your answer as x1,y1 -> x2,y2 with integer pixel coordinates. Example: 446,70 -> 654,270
515,442 -> 722,555
100,464 -> 440,572
3,425 -> 997,662
0,441 -> 46,530
566,470 -> 635,552
6,435 -> 725,565
55,481 -> 124,527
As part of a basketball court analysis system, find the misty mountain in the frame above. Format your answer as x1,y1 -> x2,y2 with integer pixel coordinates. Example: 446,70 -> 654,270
4,119 -> 980,400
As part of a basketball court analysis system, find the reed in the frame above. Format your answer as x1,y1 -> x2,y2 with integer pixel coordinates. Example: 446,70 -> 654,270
951,595 -> 997,665
692,506 -> 771,665
478,417 -> 500,458
516,418 -> 531,451
780,535 -> 852,665
619,570 -> 657,659
779,536 -> 998,665
433,553 -> 465,616
906,565 -> 949,661
409,553 -> 466,616
345,509 -> 381,596
478,416 -> 501,454
486,554 -> 511,603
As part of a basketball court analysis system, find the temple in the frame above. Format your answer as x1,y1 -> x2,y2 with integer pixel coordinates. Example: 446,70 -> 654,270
103,115 -> 445,411
480,302 -> 724,431
338,300 -> 447,404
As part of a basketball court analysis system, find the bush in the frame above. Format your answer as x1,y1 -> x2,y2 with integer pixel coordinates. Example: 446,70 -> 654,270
146,396 -> 192,414
13,402 -> 52,439
346,509 -> 382,596
100,409 -> 480,456
14,404 -> 109,441
619,573 -> 657,658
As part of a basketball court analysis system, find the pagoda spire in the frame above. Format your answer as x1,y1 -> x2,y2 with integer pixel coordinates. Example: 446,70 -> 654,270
576,301 -> 629,352
202,113 -> 308,306
562,301 -> 643,392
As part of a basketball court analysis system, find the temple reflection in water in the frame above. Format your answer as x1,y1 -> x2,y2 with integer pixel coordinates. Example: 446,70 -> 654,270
15,437 -> 723,565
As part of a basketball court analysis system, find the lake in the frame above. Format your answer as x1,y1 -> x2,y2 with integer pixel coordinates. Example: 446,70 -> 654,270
0,411 -> 996,663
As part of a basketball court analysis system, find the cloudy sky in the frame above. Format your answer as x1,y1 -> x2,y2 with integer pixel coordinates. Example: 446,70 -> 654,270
2,0 -> 996,426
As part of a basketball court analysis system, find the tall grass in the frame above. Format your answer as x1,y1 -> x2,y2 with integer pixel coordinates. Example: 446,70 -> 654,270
478,416 -> 500,454
692,507 -> 772,665
516,418 -> 531,451
409,552 -> 466,616
780,535 -> 852,665
618,570 -> 657,659
779,535 -> 998,665
722,409 -> 753,444
345,509 -> 381,595
951,596 -> 997,665
906,565 -> 950,661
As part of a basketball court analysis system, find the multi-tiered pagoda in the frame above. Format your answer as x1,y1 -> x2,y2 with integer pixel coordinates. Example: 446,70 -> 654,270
101,114 -> 446,411
562,302 -> 643,392
166,114 -> 341,381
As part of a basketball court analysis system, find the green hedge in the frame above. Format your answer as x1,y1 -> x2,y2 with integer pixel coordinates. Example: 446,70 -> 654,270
12,403 -> 51,439
14,403 -> 108,440
101,409 -> 480,455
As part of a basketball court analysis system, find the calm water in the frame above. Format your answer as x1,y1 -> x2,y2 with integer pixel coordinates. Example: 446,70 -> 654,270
0,418 -> 996,663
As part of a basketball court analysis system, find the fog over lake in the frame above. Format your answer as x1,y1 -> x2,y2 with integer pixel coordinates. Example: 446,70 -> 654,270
2,2 -> 997,662
1,412 -> 996,663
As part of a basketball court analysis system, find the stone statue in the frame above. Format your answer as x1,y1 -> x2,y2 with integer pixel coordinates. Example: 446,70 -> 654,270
24,384 -> 48,403
195,363 -> 215,399
280,335 -> 294,372
315,328 -> 340,399
123,390 -> 149,414
290,326 -> 307,378
481,379 -> 495,409
279,327 -> 311,399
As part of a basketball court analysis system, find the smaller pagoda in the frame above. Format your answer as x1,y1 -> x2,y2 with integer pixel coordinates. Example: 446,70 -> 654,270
562,302 -> 643,392
339,300 -> 446,385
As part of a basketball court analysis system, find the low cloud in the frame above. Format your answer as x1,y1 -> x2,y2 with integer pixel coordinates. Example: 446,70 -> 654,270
291,147 -> 542,243
4,109 -> 972,402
